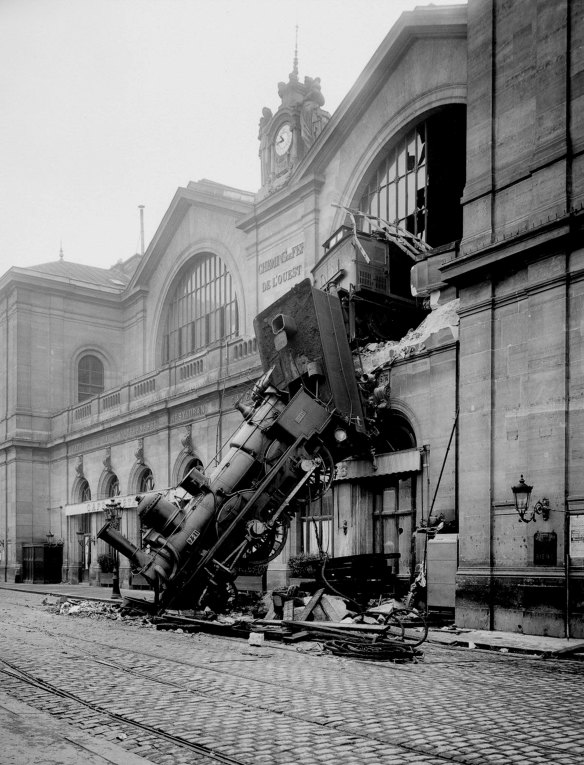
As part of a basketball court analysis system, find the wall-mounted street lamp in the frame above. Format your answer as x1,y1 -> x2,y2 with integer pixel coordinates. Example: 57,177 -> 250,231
511,475 -> 551,523
76,530 -> 95,546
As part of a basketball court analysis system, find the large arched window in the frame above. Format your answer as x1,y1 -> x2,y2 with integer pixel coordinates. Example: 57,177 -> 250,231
373,410 -> 417,454
358,105 -> 466,248
105,474 -> 120,498
78,354 -> 104,402
78,478 -> 91,503
163,253 -> 239,363
138,468 -> 155,493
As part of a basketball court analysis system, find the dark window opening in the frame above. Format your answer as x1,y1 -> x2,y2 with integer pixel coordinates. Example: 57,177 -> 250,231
357,105 -> 466,249
183,458 -> 204,479
374,410 -> 417,454
300,491 -> 333,555
106,474 -> 120,498
78,355 -> 104,402
78,479 -> 91,503
138,468 -> 155,493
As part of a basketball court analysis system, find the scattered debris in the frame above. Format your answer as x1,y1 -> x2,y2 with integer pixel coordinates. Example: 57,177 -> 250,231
354,298 -> 460,375
439,625 -> 470,634
547,641 -> 584,659
45,589 -> 427,661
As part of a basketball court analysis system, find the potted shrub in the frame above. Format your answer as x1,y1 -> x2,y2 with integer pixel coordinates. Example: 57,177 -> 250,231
288,552 -> 328,580
235,561 -> 268,593
97,553 -> 115,586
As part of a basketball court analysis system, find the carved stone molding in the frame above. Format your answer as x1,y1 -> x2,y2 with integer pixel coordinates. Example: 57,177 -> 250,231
103,446 -> 112,473
135,438 -> 145,465
181,425 -> 194,455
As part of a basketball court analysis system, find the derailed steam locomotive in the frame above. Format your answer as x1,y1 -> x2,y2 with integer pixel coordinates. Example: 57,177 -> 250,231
98,279 -> 375,612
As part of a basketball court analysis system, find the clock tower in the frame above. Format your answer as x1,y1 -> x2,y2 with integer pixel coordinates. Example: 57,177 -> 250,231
258,42 -> 330,198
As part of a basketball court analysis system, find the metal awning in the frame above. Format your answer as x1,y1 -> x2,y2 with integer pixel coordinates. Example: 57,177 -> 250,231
336,448 -> 421,481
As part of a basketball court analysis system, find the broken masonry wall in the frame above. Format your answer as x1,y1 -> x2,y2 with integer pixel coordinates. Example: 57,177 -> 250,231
341,297 -> 459,589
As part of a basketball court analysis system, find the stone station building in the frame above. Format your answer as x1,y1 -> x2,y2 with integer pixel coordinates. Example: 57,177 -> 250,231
1,0 -> 583,637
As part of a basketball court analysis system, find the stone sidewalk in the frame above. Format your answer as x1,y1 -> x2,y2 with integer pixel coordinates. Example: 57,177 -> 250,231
1,581 -> 582,658
0,691 -> 152,765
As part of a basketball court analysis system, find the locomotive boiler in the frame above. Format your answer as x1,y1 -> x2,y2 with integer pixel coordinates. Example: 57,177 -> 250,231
98,279 -> 373,612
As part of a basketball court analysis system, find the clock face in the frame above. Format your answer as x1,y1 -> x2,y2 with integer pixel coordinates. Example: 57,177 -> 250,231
275,123 -> 292,156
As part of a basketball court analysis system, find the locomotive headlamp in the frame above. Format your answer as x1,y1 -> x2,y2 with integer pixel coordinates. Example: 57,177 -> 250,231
334,427 -> 348,443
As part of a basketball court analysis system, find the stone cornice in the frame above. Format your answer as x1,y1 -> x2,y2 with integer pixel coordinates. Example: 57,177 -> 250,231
237,174 -> 326,233
130,182 -> 254,288
293,5 -> 467,180
0,269 -> 126,304
387,339 -> 458,369
441,217 -> 572,284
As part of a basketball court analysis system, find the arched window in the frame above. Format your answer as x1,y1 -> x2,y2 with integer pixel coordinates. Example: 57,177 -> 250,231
183,457 -> 204,480
138,468 -> 155,493
375,410 -> 417,453
163,253 -> 239,363
78,478 -> 91,503
357,105 -> 466,248
78,355 -> 104,402
105,474 -> 120,498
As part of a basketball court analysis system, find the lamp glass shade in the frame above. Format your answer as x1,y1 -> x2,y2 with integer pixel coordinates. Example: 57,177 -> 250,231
512,475 -> 532,513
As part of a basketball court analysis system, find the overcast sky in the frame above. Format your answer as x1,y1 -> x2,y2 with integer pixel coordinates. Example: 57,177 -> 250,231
0,0 -> 465,275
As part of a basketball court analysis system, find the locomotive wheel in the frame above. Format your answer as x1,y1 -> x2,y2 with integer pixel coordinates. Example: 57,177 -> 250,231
303,445 -> 335,502
199,580 -> 238,613
263,441 -> 335,503
241,518 -> 289,565
215,490 -> 289,565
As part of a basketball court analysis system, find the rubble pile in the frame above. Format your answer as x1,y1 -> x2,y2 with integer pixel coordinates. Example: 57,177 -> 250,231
44,597 -> 152,625
44,588 -> 427,662
355,298 -> 460,375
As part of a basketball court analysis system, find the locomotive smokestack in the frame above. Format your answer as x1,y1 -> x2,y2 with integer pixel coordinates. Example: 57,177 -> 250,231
98,521 -> 151,571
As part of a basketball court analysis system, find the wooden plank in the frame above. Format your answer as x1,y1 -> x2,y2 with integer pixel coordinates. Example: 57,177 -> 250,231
282,600 -> 295,621
549,641 -> 584,657
311,603 -> 329,621
320,594 -> 346,622
282,620 -> 388,633
281,621 -> 384,640
298,588 -> 325,621
282,630 -> 311,643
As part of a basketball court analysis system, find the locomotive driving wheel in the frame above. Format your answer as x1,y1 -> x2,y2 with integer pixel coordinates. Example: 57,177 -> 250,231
301,445 -> 335,503
263,441 -> 335,503
215,490 -> 289,566
241,516 -> 289,565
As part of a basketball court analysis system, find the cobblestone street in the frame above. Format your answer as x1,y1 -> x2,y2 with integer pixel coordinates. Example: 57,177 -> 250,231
1,589 -> 583,765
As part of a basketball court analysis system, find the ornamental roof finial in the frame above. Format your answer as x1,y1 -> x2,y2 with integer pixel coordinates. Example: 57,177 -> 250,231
290,25 -> 299,81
